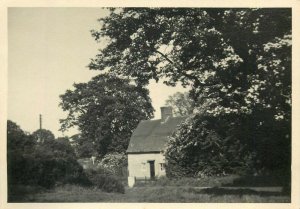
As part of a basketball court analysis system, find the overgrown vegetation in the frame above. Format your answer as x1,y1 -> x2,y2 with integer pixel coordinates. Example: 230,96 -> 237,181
85,169 -> 125,193
7,120 -> 125,202
165,113 -> 290,178
7,121 -> 90,190
97,152 -> 127,177
79,153 -> 127,193
165,112 -> 290,193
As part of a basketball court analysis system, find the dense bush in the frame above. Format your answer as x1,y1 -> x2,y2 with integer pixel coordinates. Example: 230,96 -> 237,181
165,115 -> 246,178
97,153 -> 127,176
7,120 -> 90,189
165,112 -> 290,182
84,169 -> 125,193
7,120 -> 126,195
7,120 -> 36,186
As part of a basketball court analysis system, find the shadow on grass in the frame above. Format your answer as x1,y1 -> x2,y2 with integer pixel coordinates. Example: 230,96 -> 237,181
222,175 -> 284,187
8,185 -> 48,202
194,187 -> 284,197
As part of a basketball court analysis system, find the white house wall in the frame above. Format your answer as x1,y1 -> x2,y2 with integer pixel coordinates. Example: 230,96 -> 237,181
128,153 -> 166,178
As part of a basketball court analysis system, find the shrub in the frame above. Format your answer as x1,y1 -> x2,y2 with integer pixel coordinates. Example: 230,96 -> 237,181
165,115 -> 244,178
84,169 -> 125,193
93,174 -> 124,193
97,153 -> 127,176
7,121 -> 90,189
165,112 -> 291,183
28,138 -> 90,188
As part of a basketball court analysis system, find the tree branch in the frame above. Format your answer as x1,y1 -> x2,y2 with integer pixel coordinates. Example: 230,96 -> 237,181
154,50 -> 201,86
154,49 -> 219,94
155,50 -> 176,66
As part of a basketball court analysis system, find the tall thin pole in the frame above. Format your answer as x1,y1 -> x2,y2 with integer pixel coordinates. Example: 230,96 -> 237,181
39,114 -> 42,130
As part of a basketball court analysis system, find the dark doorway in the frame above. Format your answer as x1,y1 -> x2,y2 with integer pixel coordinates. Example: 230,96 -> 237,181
148,160 -> 155,179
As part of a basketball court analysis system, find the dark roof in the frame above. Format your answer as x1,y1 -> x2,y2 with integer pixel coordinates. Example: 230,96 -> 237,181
127,116 -> 188,153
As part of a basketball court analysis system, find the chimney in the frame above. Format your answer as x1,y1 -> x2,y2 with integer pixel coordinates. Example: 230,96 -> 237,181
161,106 -> 173,122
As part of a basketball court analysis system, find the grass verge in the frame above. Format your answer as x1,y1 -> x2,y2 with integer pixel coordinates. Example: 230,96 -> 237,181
9,183 -> 290,203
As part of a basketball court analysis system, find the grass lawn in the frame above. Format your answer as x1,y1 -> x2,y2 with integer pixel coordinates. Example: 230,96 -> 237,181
9,177 -> 291,203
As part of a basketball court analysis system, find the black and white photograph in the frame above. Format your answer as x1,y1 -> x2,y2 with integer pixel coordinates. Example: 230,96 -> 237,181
1,2 -> 298,206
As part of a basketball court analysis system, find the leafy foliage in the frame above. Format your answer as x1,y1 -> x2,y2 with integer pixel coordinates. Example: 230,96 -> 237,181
7,120 -> 89,189
70,134 -> 97,158
85,169 -> 125,193
32,129 -> 55,143
97,152 -> 127,176
165,112 -> 290,178
165,115 -> 247,177
89,8 -> 290,119
59,74 -> 154,157
7,120 -> 36,186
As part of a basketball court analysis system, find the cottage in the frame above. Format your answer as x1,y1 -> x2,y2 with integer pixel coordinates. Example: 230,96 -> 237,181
126,106 -> 187,187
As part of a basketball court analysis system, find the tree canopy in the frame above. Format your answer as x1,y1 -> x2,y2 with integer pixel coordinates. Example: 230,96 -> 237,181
89,8 -> 291,121
32,129 -> 55,143
59,74 -> 154,156
70,134 -> 97,158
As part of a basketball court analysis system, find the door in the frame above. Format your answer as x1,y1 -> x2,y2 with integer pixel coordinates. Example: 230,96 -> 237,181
149,161 -> 155,179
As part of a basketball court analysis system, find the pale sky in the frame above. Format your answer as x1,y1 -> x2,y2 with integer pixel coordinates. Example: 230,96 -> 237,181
8,8 -> 187,137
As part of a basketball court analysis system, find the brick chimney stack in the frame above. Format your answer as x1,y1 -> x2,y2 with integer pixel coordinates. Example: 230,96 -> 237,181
161,106 -> 173,122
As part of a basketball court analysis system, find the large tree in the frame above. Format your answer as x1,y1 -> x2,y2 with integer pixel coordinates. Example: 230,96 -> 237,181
88,8 -> 291,177
70,134 -> 97,158
89,8 -> 290,119
59,74 -> 154,156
